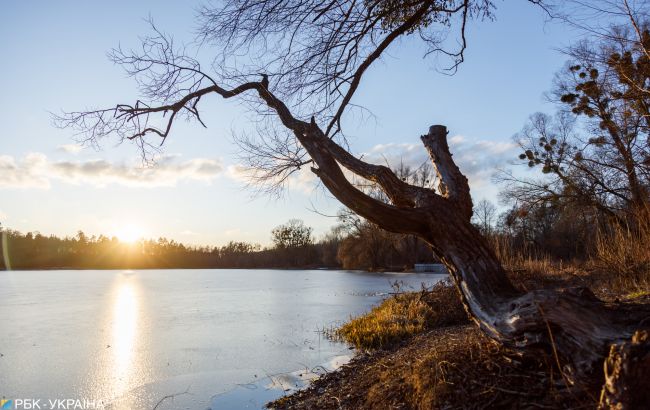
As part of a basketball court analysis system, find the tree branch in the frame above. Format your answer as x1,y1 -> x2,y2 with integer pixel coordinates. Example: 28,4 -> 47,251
325,1 -> 436,136
422,125 -> 473,219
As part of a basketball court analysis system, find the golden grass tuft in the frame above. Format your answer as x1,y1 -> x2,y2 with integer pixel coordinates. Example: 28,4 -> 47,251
331,280 -> 468,350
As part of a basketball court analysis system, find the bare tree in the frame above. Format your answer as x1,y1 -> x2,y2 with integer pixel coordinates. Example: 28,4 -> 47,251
472,199 -> 497,235
500,4 -> 650,230
271,219 -> 313,248
55,0 -> 650,402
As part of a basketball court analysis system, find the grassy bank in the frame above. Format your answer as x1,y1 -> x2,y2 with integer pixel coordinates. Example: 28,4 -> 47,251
329,280 -> 468,350
267,263 -> 649,409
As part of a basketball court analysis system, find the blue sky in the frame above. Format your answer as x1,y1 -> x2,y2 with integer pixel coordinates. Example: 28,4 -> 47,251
0,1 -> 581,246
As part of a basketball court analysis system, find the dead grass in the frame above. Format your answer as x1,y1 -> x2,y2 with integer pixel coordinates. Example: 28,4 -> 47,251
268,325 -> 598,409
490,221 -> 650,301
593,217 -> 650,296
490,233 -> 552,274
331,280 -> 468,350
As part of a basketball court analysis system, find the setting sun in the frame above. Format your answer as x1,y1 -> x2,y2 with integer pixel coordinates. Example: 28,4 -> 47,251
114,224 -> 144,244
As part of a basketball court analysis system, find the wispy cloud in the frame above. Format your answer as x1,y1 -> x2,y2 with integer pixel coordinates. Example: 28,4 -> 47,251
223,228 -> 256,240
0,153 -> 223,189
363,135 -> 517,191
0,153 -> 51,189
226,164 -> 318,194
57,144 -> 84,154
224,228 -> 241,236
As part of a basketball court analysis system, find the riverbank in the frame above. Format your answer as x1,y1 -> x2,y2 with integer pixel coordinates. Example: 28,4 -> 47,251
267,265 -> 649,409
268,325 -> 597,409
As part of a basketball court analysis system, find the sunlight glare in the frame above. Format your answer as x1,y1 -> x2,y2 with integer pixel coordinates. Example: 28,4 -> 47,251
114,224 -> 144,244
111,281 -> 138,397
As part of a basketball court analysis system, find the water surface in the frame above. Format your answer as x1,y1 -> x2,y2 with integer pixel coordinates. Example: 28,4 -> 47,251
0,269 -> 444,409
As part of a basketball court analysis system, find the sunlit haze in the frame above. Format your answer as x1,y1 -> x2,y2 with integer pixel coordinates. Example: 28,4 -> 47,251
113,224 -> 146,244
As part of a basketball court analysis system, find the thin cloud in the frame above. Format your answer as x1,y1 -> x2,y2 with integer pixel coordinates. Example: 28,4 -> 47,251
224,228 -> 242,236
0,153 -> 51,189
0,153 -> 223,189
363,135 -> 517,190
57,144 -> 84,154
226,164 -> 317,194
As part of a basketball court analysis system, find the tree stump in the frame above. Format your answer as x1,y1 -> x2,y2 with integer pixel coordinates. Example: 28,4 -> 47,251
599,330 -> 650,409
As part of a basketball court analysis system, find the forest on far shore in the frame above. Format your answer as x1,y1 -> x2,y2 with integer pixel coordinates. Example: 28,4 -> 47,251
0,214 -> 438,270
2,184 -> 647,275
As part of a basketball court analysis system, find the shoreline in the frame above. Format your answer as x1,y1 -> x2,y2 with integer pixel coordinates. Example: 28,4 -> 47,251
266,324 -> 596,409
266,267 -> 650,409
209,354 -> 353,408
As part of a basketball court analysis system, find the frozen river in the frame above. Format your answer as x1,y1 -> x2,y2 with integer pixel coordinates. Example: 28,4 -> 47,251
0,269 -> 444,409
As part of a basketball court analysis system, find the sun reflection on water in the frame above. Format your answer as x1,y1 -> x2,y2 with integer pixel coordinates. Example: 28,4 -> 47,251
111,281 -> 138,397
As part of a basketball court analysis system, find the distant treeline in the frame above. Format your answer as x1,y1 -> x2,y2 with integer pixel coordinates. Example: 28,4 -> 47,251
0,218 -> 437,270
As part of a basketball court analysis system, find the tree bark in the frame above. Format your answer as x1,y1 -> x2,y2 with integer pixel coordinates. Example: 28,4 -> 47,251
599,330 -> 650,409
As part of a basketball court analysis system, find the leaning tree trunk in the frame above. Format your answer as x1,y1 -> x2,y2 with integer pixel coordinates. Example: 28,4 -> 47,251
289,120 -> 650,401
426,214 -> 647,379
414,127 -> 649,387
